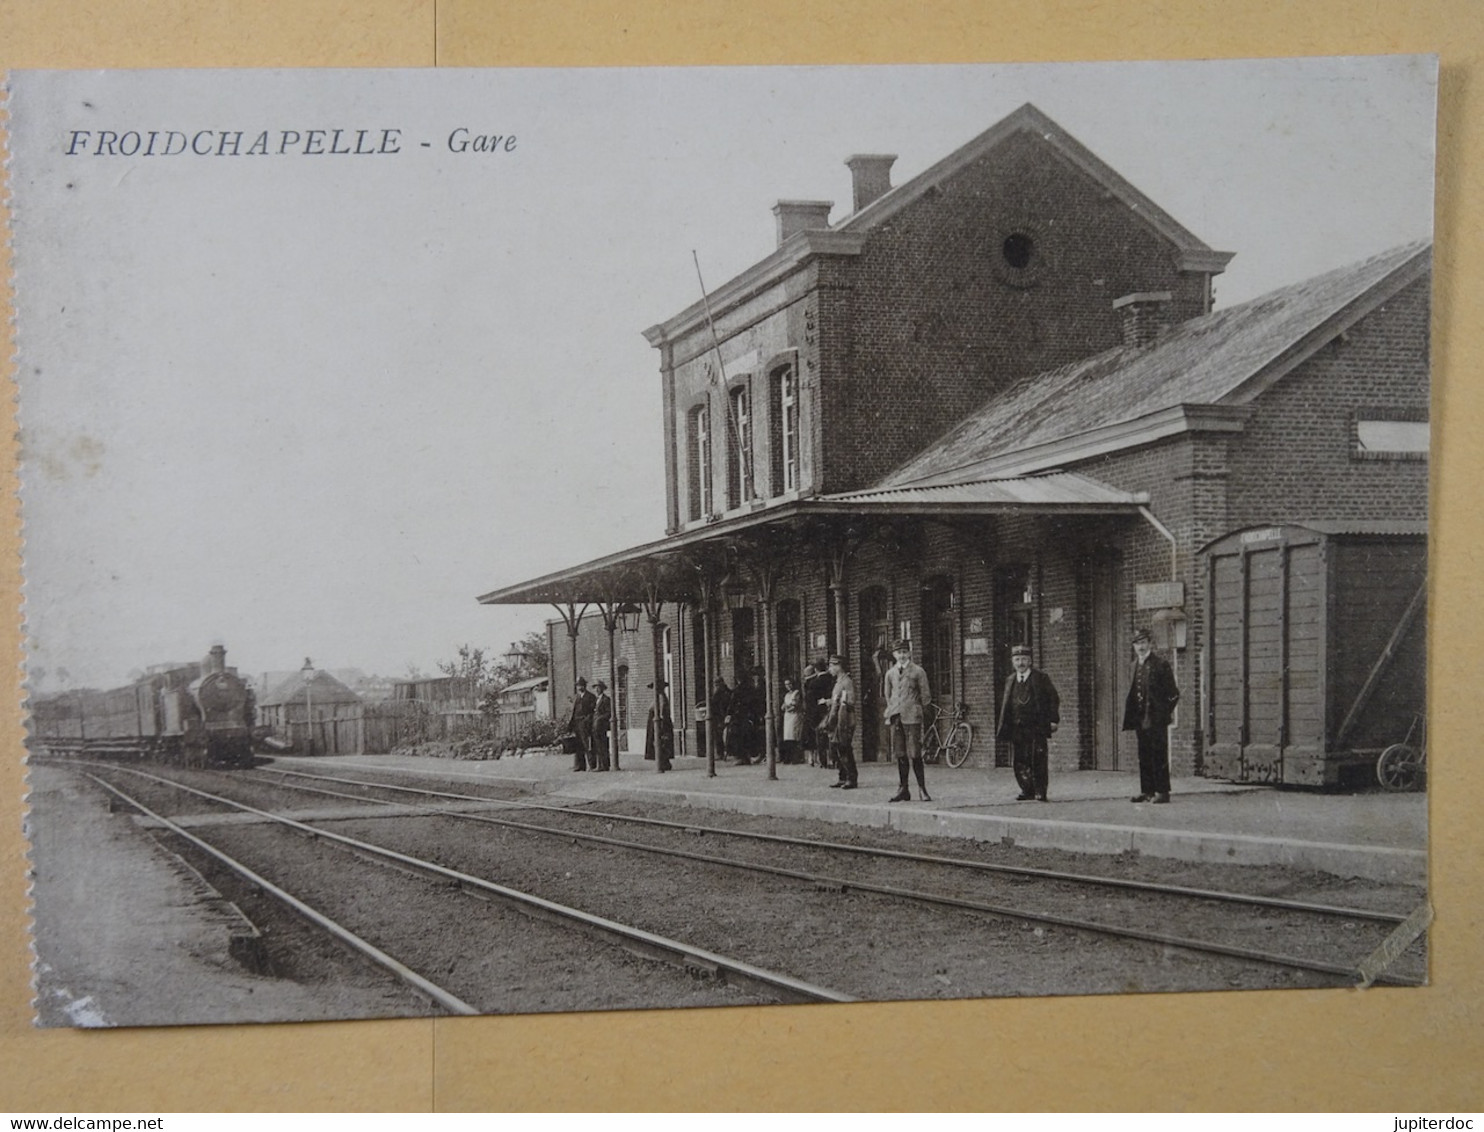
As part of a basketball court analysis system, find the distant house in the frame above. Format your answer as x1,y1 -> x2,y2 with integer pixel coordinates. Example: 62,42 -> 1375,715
493,675 -> 551,743
258,668 -> 363,755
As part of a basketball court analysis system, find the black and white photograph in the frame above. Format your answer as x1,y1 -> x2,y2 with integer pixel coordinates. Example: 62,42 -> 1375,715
11,56 -> 1434,1029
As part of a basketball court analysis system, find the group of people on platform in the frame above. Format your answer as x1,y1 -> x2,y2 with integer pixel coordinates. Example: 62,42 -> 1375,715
563,676 -> 613,772
564,628 -> 1180,804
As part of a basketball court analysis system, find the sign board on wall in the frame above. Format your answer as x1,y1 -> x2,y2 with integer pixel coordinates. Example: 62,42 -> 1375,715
1137,581 -> 1186,609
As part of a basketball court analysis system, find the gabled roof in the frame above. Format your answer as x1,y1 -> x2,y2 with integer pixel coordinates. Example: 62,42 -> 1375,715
886,240 -> 1432,487
259,668 -> 361,707
839,103 -> 1232,274
645,103 -> 1232,347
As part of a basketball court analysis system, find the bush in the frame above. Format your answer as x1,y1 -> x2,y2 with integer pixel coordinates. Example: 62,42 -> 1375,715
506,718 -> 564,752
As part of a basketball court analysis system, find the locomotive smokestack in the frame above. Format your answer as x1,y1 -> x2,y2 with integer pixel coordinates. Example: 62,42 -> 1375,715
207,644 -> 227,674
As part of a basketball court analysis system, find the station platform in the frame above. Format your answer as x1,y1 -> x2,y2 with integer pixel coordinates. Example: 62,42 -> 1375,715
269,750 -> 1429,885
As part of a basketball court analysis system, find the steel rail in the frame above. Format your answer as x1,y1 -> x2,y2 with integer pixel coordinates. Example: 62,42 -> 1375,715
83,773 -> 480,1016
258,765 -> 1411,926
88,765 -> 856,1006
234,768 -> 1420,988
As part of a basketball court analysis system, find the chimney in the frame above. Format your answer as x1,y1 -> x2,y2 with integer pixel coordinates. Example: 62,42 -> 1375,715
1112,291 -> 1173,349
845,153 -> 896,212
206,644 -> 227,674
772,200 -> 833,246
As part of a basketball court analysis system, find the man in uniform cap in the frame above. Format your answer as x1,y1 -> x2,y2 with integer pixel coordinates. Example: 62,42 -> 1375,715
883,638 -> 933,803
591,679 -> 612,771
566,678 -> 596,772
995,644 -> 1060,801
1123,628 -> 1180,803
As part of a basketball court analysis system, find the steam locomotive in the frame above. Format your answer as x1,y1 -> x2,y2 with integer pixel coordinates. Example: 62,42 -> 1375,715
30,644 -> 256,768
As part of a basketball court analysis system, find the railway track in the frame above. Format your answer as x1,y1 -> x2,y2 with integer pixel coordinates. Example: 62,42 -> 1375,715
216,764 -> 1427,989
81,763 -> 856,1011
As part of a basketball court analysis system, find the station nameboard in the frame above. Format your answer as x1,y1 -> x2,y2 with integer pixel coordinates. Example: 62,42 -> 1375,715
1136,581 -> 1186,609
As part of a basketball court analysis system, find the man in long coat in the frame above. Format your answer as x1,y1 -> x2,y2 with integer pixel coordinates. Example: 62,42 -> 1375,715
995,644 -> 1060,802
1123,628 -> 1180,803
591,679 -> 612,771
822,654 -> 858,789
567,678 -> 596,772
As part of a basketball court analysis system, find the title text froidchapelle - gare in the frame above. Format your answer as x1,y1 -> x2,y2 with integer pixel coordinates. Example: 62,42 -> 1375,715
63,128 -> 517,156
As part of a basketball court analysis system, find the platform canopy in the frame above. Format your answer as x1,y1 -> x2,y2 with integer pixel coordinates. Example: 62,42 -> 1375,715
477,471 -> 1146,607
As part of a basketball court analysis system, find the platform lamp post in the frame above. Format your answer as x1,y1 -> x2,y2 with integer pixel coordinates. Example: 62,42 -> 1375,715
594,600 -> 642,772
550,601 -> 589,716
691,567 -> 721,779
300,657 -> 314,757
723,578 -> 749,770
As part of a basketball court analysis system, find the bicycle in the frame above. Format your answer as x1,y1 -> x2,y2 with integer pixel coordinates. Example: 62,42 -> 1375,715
1376,713 -> 1427,792
923,702 -> 974,768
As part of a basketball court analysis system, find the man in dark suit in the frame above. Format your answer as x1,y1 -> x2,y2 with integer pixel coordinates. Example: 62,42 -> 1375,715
567,678 -> 596,772
591,679 -> 612,771
1123,628 -> 1180,804
995,644 -> 1060,802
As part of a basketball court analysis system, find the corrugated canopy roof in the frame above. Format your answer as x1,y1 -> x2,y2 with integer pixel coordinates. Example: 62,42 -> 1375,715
887,241 -> 1431,487
477,472 -> 1142,605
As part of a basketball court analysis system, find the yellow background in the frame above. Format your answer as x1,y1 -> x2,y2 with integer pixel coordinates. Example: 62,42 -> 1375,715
2,0 -> 1479,1112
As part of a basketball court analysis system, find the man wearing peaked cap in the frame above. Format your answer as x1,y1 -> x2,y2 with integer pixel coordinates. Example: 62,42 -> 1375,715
1124,628 -> 1180,804
996,644 -> 1060,802
883,638 -> 933,803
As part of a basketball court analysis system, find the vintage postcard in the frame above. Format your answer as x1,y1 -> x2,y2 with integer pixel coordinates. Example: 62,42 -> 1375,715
10,58 -> 1434,1028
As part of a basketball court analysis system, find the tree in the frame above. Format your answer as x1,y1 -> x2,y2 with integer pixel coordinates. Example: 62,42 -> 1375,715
437,644 -> 491,686
489,631 -> 549,692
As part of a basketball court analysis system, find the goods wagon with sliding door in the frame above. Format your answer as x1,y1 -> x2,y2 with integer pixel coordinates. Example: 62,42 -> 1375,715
1201,522 -> 1426,787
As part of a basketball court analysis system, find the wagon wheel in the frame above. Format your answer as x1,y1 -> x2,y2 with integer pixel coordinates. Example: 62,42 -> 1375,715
1377,743 -> 1421,792
944,722 -> 974,768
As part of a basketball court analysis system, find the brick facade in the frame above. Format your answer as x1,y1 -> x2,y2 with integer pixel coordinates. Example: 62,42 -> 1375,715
496,106 -> 1429,786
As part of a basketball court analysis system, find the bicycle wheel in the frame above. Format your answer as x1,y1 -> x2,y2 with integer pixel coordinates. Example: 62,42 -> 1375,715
944,721 -> 974,768
1377,744 -> 1421,792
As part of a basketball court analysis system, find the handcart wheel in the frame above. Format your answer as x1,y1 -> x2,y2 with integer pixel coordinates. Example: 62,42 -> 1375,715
1377,743 -> 1421,792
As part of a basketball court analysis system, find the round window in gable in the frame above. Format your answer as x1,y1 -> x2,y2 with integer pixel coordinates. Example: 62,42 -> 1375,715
1002,232 -> 1035,270
991,220 -> 1049,288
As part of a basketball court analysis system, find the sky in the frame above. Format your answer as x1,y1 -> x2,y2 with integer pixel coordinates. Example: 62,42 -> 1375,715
9,56 -> 1437,690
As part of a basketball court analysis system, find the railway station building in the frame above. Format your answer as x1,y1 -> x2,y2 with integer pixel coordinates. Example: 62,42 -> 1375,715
480,103 -> 1430,783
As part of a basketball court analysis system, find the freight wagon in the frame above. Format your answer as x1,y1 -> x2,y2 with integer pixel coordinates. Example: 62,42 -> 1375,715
1201,522 -> 1426,788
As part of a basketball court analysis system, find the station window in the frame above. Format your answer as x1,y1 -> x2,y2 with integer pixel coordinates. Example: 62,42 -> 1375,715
727,383 -> 754,508
770,363 -> 800,495
686,403 -> 714,520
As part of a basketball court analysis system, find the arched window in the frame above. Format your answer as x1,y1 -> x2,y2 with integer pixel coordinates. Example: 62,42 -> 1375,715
616,664 -> 630,732
770,363 -> 800,495
727,383 -> 753,509
686,402 -> 714,520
